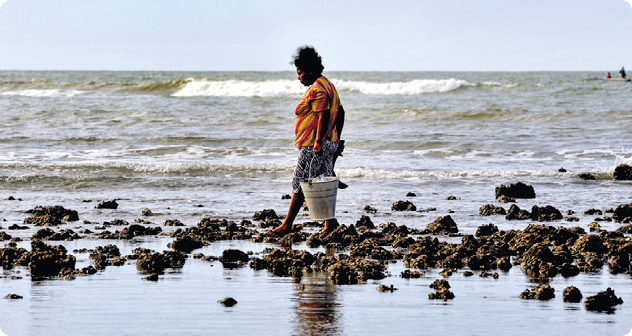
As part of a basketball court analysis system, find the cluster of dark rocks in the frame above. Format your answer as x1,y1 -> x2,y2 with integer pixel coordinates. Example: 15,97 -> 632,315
1,179 -> 631,312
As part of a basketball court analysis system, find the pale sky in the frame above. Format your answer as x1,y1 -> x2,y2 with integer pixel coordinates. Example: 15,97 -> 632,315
0,0 -> 631,71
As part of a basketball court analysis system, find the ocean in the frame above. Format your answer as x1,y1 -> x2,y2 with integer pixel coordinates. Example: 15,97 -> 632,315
1,71 -> 632,335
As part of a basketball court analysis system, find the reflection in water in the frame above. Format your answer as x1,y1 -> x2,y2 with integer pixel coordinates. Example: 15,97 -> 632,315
291,273 -> 342,336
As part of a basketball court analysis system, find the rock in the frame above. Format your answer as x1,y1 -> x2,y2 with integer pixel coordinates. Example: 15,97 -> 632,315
478,271 -> 499,279
363,205 -> 377,213
496,195 -> 516,203
584,208 -> 602,215
558,167 -> 567,172
495,182 -> 536,199
163,219 -> 184,227
425,216 -> 458,235
588,222 -> 600,232
614,164 -> 632,180
614,224 -> 632,233
429,279 -> 450,290
428,288 -> 455,300
141,208 -> 154,216
144,273 -> 159,281
355,215 -> 375,229
475,224 -> 498,237
584,288 -> 624,311
253,209 -> 278,221
563,286 -> 583,303
505,204 -> 530,220
406,192 -> 417,197
565,216 -> 579,222
135,250 -> 186,274
0,231 -> 13,241
218,297 -> 237,307
19,239 -> 76,278
377,284 -> 398,292
95,200 -> 118,209
8,224 -> 28,230
392,201 -> 416,211
612,201 -> 632,223
463,271 -> 474,277
479,204 -> 506,216
446,196 -> 457,200
530,205 -> 563,221
168,235 -> 204,253
400,269 -> 423,278
281,194 -> 291,200
519,285 -> 555,300
24,205 -> 79,226
3,294 -> 22,299
220,249 -> 249,264
578,173 -> 596,180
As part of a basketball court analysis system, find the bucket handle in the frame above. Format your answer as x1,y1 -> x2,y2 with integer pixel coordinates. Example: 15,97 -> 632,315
307,155 -> 316,186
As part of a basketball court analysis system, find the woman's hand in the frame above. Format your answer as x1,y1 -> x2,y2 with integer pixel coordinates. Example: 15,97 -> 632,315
313,141 -> 322,155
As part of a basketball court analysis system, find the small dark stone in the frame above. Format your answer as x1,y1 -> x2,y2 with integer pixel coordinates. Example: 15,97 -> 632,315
392,200 -> 416,211
519,285 -> 555,300
144,273 -> 159,281
495,182 -> 536,199
253,209 -> 278,221
558,167 -> 567,172
3,294 -> 23,299
578,173 -> 596,180
141,208 -> 154,216
363,205 -> 377,213
425,215 -> 459,235
355,215 -> 375,229
218,297 -> 237,307
163,219 -> 185,227
281,194 -> 291,200
614,164 -> 632,180
584,208 -> 602,215
563,286 -> 583,303
479,204 -> 506,216
584,288 -> 623,311
220,249 -> 249,263
95,200 -> 118,209
445,196 -> 457,200
406,192 -> 417,197
475,223 -> 499,237
496,195 -> 516,203
428,289 -> 455,300
377,284 -> 398,292
429,279 -> 450,290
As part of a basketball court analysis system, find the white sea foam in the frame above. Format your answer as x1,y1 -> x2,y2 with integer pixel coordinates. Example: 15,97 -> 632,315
172,79 -> 306,97
0,89 -> 84,97
331,78 -> 472,95
171,78 -> 487,97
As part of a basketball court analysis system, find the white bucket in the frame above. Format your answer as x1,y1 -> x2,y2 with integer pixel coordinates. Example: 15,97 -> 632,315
300,177 -> 339,221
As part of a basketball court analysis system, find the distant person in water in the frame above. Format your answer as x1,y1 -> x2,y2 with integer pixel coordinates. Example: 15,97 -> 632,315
266,46 -> 345,237
620,67 -> 626,79
607,72 -> 611,79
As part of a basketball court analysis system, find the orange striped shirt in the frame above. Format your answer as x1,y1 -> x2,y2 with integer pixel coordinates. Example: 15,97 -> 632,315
294,76 -> 340,147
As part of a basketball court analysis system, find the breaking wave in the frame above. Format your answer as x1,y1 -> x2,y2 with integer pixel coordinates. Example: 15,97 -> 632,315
0,77 -> 513,97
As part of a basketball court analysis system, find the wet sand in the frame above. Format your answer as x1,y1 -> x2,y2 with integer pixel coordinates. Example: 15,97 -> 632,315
2,184 -> 632,336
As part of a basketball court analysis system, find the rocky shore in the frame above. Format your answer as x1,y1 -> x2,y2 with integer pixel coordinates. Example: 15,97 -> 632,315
1,178 -> 631,313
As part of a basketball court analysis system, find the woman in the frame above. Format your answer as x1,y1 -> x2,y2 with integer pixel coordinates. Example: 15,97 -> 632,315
266,46 -> 344,237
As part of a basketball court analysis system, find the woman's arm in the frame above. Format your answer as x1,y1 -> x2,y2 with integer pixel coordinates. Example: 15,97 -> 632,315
336,105 -> 345,139
313,109 -> 330,155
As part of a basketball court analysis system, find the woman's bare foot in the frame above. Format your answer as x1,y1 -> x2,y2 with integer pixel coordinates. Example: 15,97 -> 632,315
319,220 -> 338,234
264,225 -> 292,237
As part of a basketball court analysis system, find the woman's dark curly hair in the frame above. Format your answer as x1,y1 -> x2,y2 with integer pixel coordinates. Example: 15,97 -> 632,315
291,45 -> 324,75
